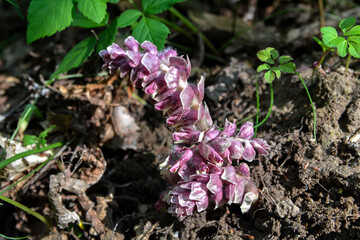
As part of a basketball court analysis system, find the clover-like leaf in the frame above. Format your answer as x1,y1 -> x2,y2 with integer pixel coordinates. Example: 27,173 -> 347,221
344,25 -> 360,36
279,62 -> 296,74
257,48 -> 273,63
264,70 -> 275,83
279,55 -> 293,64
327,36 -> 345,48
336,39 -> 349,57
348,41 -> 360,58
272,67 -> 281,79
257,63 -> 271,72
269,48 -> 279,60
339,17 -> 356,33
321,26 -> 338,46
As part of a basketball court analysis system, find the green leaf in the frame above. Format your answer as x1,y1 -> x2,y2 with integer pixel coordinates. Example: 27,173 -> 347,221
348,35 -> 360,43
313,36 -> 328,52
336,39 -> 348,57
344,25 -> 360,36
264,70 -> 275,83
71,12 -> 109,28
257,49 -> 270,61
97,18 -> 118,52
327,36 -> 345,48
142,0 -> 185,14
256,48 -> 274,64
339,17 -> 355,33
257,63 -> 271,72
272,67 -> 281,79
279,62 -> 296,73
132,17 -> 170,50
17,104 -> 38,136
23,135 -> 38,147
117,9 -> 142,28
78,0 -> 107,24
269,48 -> 279,60
321,26 -> 338,46
50,37 -> 97,80
279,55 -> 293,64
27,0 -> 74,43
348,42 -> 360,58
107,0 -> 119,2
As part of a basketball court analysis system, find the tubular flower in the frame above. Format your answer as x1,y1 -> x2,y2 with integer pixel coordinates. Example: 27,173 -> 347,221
100,36 -> 270,219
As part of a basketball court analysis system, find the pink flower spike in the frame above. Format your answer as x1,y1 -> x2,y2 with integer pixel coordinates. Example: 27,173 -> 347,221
242,141 -> 256,161
165,67 -> 180,89
228,140 -> 244,159
251,138 -> 271,156
124,36 -> 139,51
141,53 -> 160,74
237,122 -> 254,140
199,142 -> 224,166
221,119 -> 237,137
206,173 -> 223,208
237,163 -> 250,177
141,41 -> 158,55
180,83 -> 196,109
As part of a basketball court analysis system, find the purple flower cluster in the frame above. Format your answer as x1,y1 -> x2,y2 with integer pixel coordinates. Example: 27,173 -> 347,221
100,36 -> 270,219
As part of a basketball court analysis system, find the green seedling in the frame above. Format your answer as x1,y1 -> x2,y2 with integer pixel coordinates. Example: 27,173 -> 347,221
23,125 -> 56,148
315,16 -> 360,73
256,47 -> 317,141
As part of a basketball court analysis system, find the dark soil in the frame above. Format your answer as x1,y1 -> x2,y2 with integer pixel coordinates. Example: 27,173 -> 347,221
0,1 -> 360,239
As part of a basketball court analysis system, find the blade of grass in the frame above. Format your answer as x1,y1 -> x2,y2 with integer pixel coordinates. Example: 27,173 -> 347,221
0,233 -> 29,240
254,74 -> 260,137
296,72 -> 317,142
0,194 -> 52,230
254,82 -> 274,129
0,142 -> 63,170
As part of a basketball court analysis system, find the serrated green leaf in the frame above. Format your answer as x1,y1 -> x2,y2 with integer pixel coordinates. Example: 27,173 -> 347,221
327,36 -> 345,48
71,12 -> 109,28
339,17 -> 355,33
97,18 -> 118,52
142,0 -> 185,14
50,37 -> 97,80
132,17 -> 170,50
279,55 -> 293,64
279,62 -> 296,74
27,0 -> 74,43
344,25 -> 360,36
264,70 -> 275,83
117,9 -> 142,28
348,42 -> 360,58
269,48 -> 279,59
321,26 -> 338,46
336,39 -> 349,57
78,0 -> 107,24
272,67 -> 281,79
257,63 -> 271,72
23,135 -> 38,147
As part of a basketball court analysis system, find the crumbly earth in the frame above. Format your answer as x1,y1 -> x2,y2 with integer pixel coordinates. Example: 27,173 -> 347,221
0,1 -> 360,239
